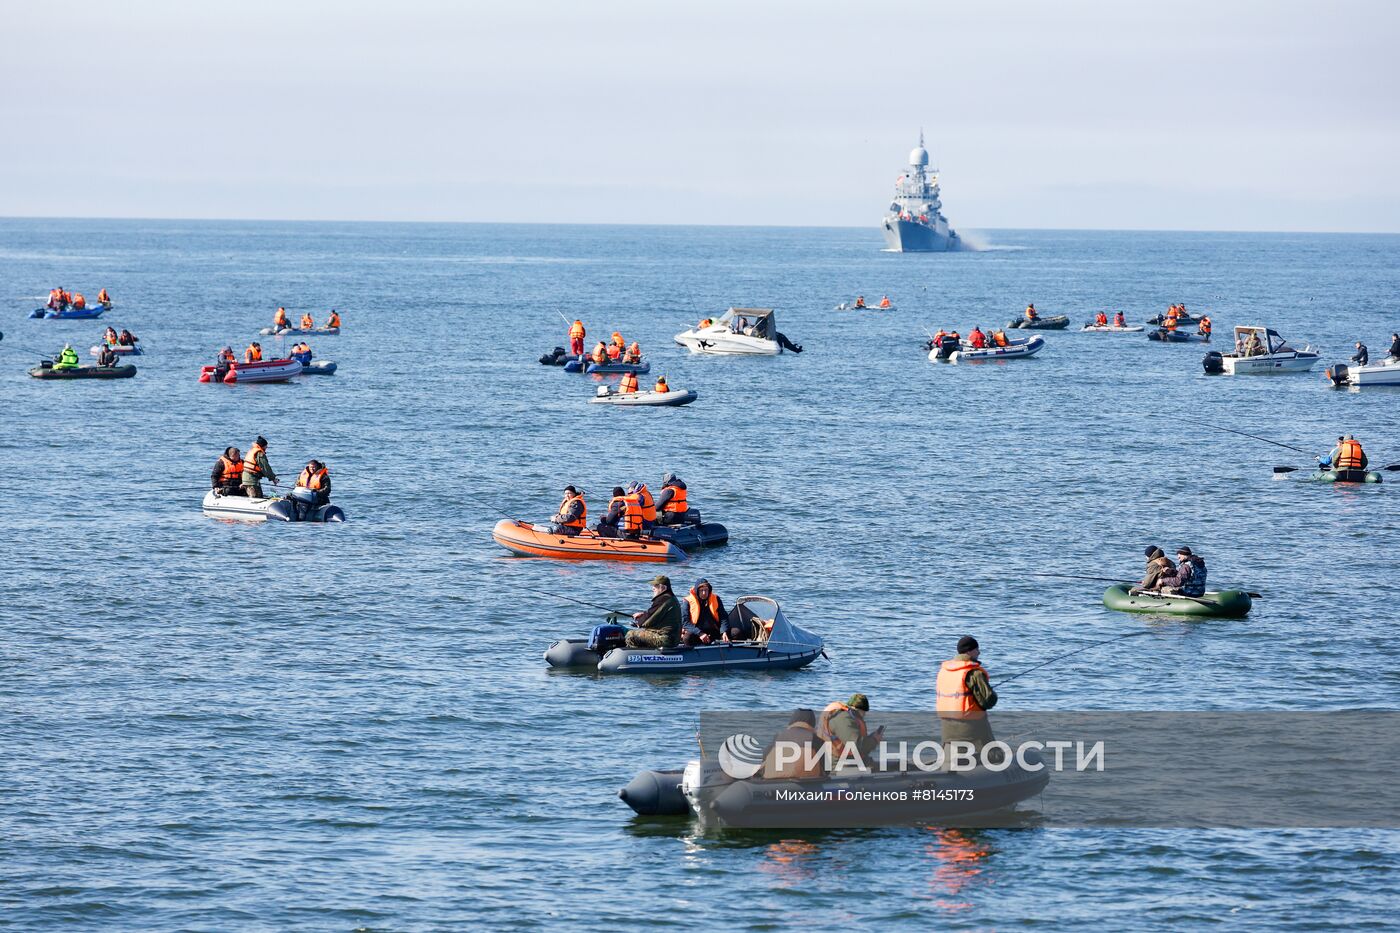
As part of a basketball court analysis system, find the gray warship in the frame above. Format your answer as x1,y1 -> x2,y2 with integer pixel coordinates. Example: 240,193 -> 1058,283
882,132 -> 961,252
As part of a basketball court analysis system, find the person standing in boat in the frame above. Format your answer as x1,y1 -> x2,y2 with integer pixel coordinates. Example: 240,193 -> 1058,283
211,447 -> 245,497
625,575 -> 681,649
937,636 -> 998,759
617,371 -> 639,394
241,436 -> 277,498
1197,315 -> 1212,338
549,485 -> 587,536
1352,342 -> 1369,366
568,319 -> 586,358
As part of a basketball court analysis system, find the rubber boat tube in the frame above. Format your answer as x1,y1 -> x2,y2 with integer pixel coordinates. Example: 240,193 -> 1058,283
946,335 -> 1045,362
1309,468 -> 1382,484
1102,584 -> 1252,618
29,363 -> 136,380
491,519 -> 685,562
1148,329 -> 1209,343
563,359 -> 651,374
1007,315 -> 1069,330
199,358 -> 303,383
590,385 -> 696,406
619,769 -> 689,816
647,519 -> 728,550
30,307 -> 106,320
89,344 -> 142,356
201,490 -> 345,523
258,326 -> 340,336
297,360 -> 337,375
1081,323 -> 1145,333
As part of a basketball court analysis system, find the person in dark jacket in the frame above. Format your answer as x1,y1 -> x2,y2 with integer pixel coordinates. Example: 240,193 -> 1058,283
96,345 -> 118,367
681,578 -> 728,646
211,447 -> 245,496
1131,546 -> 1175,594
626,575 -> 681,649
593,486 -> 627,538
1352,342 -> 1369,366
760,709 -> 824,779
653,472 -> 690,525
1389,333 -> 1400,362
1157,546 -> 1207,597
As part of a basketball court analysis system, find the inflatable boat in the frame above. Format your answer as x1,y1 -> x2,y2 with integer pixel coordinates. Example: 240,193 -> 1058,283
590,385 -> 696,406
1149,328 -> 1210,343
834,302 -> 894,312
546,597 -> 825,674
1102,583 -> 1252,618
1308,467 -> 1382,484
259,325 -> 340,337
646,517 -> 728,550
296,360 -> 337,375
1081,323 -> 1145,333
1008,315 -> 1069,330
201,489 -> 345,523
29,362 -> 136,380
30,306 -> 105,320
491,519 -> 684,562
89,344 -> 142,357
198,358 -> 303,383
942,335 -> 1045,362
564,358 -> 651,375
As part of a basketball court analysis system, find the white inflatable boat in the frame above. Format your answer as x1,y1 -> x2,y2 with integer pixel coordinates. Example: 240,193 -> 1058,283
590,385 -> 697,406
201,489 -> 345,522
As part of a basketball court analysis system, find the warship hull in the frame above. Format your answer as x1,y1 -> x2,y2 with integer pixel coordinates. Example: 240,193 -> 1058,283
882,218 -> 960,252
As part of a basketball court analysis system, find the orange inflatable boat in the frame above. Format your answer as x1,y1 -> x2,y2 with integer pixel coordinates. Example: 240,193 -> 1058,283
492,519 -> 685,562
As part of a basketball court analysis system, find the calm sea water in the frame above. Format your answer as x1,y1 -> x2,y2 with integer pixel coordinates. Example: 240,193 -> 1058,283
2,219 -> 1398,930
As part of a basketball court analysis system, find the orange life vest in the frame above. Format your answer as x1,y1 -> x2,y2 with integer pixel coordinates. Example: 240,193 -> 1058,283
72,293 -> 86,308
611,332 -> 624,347
328,312 -> 341,328
569,321 -> 585,339
605,343 -> 621,361
592,343 -> 607,364
296,465 -> 328,490
619,372 -> 638,393
274,308 -> 288,326
654,378 -> 669,393
1336,440 -> 1365,470
218,455 -> 243,483
1025,306 -> 1037,320
698,318 -> 713,329
245,442 -> 266,475
662,484 -> 687,513
936,658 -> 987,720
969,331 -> 985,348
879,297 -> 891,308
1162,316 -> 1178,331
614,494 -> 642,533
558,492 -> 586,529
300,314 -> 314,329
817,702 -> 867,757
97,289 -> 110,303
636,485 -> 656,522
1199,317 -> 1212,334
1113,313 -> 1125,326
686,588 -> 722,629
1095,312 -> 1108,326
219,348 -> 236,363
244,345 -> 262,362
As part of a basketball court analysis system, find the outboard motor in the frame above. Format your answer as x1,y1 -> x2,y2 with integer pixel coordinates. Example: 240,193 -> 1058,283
539,346 -> 568,366
1202,350 -> 1225,375
936,334 -> 961,359
618,768 -> 689,816
588,624 -> 628,654
1326,363 -> 1349,387
776,332 -> 803,353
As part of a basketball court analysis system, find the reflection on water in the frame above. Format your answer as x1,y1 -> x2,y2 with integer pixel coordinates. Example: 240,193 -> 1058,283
924,828 -> 994,913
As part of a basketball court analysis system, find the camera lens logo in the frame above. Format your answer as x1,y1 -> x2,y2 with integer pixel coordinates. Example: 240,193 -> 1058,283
717,733 -> 765,778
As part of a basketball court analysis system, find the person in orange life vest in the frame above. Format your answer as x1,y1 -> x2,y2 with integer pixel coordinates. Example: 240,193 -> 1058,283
97,287 -> 111,307
680,578 -> 728,646
593,486 -> 627,537
1112,311 -> 1126,327
818,693 -> 884,767
937,635 -> 998,756
1197,315 -> 1212,337
854,296 -> 866,309
605,341 -> 622,361
624,341 -> 642,364
1024,303 -> 1038,322
274,307 -> 289,328
591,341 -> 608,364
697,317 -> 713,329
627,481 -> 657,530
654,376 -> 670,393
241,435 -> 277,497
327,310 -> 341,329
879,295 -> 892,309
211,447 -> 246,496
610,331 -> 625,349
287,459 -> 331,519
71,292 -> 87,310
1161,313 -> 1179,332
300,311 -> 315,330
102,326 -> 118,347
760,709 -> 824,780
550,485 -> 587,536
654,472 -> 689,525
618,371 -> 639,393
568,319 -> 586,356
1094,312 -> 1108,326
968,327 -> 987,349
991,329 -> 1009,347
1329,434 -> 1367,472
244,342 -> 263,363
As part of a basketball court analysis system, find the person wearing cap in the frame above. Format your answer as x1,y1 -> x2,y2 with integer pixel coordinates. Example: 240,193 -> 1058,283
593,486 -> 628,538
626,576 -> 681,649
937,636 -> 998,757
654,473 -> 690,525
1157,547 -> 1207,597
818,693 -> 883,767
760,709 -> 824,780
550,485 -> 587,536
680,578 -> 728,646
1130,546 -> 1175,595
241,435 -> 277,498
1328,434 -> 1367,473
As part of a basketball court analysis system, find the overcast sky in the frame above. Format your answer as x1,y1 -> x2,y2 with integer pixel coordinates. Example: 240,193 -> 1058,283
3,0 -> 1397,231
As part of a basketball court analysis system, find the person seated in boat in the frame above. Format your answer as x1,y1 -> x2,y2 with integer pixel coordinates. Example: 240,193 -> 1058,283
96,345 -> 118,367
53,344 -> 80,370
625,480 -> 657,530
992,329 -> 1009,348
241,435 -> 276,498
568,319 -> 586,356
1197,316 -> 1212,337
327,310 -> 341,329
1388,333 -> 1400,362
243,342 -> 263,363
102,326 -> 119,346
625,575 -> 682,649
618,371 -> 639,393
290,342 -> 313,366
697,316 -> 713,329
731,315 -> 749,334
654,472 -> 689,524
1161,313 -> 1179,332
591,341 -> 608,365
1352,342 -> 1369,366
653,376 -> 670,393
1024,303 -> 1038,322
47,288 -> 61,310
71,292 -> 86,310
624,341 -> 642,364
681,578 -> 728,646
1241,331 -> 1263,356
59,289 -> 72,309
968,327 -> 987,349
1094,312 -> 1108,327
118,329 -> 138,346
97,288 -> 111,307
211,447 -> 246,497
213,346 -> 235,380
300,311 -> 315,330
1130,546 -> 1175,595
879,295 -> 892,309
1329,434 -> 1367,472
1156,547 -> 1207,597
594,485 -> 627,538
274,307 -> 289,329
605,341 -> 622,362
854,296 -> 867,309
819,694 -> 884,768
290,459 -> 332,517
1113,311 -> 1126,327
759,709 -> 824,780
549,485 -> 587,536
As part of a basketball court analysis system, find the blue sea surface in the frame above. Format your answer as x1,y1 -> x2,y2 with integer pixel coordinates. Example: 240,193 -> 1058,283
2,219 -> 1398,929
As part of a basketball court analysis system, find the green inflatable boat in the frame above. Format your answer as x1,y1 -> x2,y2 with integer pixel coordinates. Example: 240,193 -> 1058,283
1309,468 -> 1381,484
1103,584 -> 1252,618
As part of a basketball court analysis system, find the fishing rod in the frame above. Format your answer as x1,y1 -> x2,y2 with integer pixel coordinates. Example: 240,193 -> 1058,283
992,631 -> 1154,688
1201,422 -> 1313,455
514,585 -> 633,617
